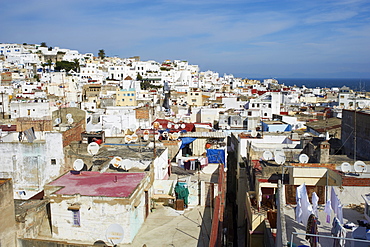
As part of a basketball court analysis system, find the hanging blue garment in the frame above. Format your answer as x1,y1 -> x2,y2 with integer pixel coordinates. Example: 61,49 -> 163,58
206,149 -> 225,165
179,137 -> 197,149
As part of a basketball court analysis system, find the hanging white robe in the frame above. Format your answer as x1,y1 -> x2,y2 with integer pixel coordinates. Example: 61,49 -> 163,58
312,192 -> 319,217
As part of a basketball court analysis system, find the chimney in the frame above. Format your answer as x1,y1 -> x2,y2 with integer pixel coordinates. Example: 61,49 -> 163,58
319,141 -> 330,163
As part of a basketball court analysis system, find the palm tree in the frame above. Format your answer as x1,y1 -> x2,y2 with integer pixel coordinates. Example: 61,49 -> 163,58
73,59 -> 80,73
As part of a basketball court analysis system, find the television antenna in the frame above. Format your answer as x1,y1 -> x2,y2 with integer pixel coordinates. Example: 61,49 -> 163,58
66,113 -> 72,119
68,118 -> 74,125
340,162 -> 351,173
299,154 -> 309,164
73,159 -> 84,171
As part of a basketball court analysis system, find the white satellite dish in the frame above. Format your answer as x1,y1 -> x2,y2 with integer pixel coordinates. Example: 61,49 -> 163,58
54,118 -> 61,125
251,130 -> 257,137
106,224 -> 124,245
167,123 -> 172,129
274,149 -> 284,158
125,135 -> 132,143
274,151 -> 286,165
181,123 -> 186,129
131,134 -> 138,143
354,161 -> 367,173
87,142 -> 100,155
263,151 -> 273,161
162,131 -> 169,138
68,118 -> 74,124
174,124 -> 179,129
172,132 -> 179,140
66,113 -> 72,119
155,133 -> 160,140
143,134 -> 149,141
341,162 -> 351,173
358,102 -> 365,108
303,133 -> 311,137
299,154 -> 309,163
73,159 -> 84,171
110,156 -> 123,168
319,134 -> 326,138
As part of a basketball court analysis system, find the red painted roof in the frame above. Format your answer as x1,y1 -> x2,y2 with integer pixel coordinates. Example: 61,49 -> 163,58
49,171 -> 146,198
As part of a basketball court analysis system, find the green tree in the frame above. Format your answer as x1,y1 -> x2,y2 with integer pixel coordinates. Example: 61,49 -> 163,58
98,49 -> 105,59
73,59 -> 80,73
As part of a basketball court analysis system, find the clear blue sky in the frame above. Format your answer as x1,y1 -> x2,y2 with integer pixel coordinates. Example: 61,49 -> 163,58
1,0 -> 370,78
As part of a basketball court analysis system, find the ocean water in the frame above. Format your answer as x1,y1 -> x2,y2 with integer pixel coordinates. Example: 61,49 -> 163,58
253,78 -> 370,92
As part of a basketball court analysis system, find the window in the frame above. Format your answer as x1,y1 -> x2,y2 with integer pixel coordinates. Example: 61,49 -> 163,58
72,210 -> 80,226
27,109 -> 31,115
269,104 -> 271,108
252,103 -> 255,108
122,99 -> 125,101
51,159 -> 56,165
192,99 -> 196,102
248,111 -> 252,116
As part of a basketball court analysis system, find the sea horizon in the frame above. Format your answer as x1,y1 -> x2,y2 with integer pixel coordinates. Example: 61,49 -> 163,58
249,77 -> 370,92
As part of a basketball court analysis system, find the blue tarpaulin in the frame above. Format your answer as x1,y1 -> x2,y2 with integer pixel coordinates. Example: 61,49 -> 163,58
206,149 -> 225,165
179,137 -> 197,149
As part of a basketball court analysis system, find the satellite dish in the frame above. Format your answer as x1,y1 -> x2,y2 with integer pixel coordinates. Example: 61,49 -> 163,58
299,154 -> 309,163
106,224 -> 124,245
143,134 -> 149,141
358,102 -> 365,108
354,161 -> 367,173
274,151 -> 286,165
172,132 -> 179,140
73,159 -> 84,171
68,118 -> 74,124
125,135 -> 132,143
181,124 -> 186,129
143,130 -> 150,135
131,134 -> 138,143
303,133 -> 311,137
155,133 -> 160,140
167,123 -> 172,129
341,162 -> 351,173
319,134 -> 325,138
162,131 -> 169,138
251,130 -> 257,137
54,118 -> 61,125
174,124 -> 179,129
159,125 -> 163,129
110,156 -> 123,168
87,142 -> 100,155
263,151 -> 273,161
66,113 -> 72,119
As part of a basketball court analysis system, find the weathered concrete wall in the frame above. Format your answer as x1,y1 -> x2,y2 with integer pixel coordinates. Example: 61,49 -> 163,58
47,173 -> 152,244
0,132 -> 65,199
16,200 -> 50,239
0,178 -> 17,247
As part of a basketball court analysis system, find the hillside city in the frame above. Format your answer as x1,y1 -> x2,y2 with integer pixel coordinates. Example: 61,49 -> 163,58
1,43 -> 370,247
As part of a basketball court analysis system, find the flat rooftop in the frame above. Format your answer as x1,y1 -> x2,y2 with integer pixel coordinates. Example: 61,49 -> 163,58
49,171 -> 146,197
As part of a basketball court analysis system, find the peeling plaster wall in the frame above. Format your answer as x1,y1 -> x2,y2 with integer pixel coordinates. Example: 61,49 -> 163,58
0,132 -> 64,199
0,179 -> 17,247
50,196 -> 132,244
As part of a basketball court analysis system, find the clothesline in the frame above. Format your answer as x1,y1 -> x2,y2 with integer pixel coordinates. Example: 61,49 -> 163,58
289,232 -> 370,247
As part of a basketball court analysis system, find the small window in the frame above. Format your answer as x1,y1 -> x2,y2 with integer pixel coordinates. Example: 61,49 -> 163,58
51,159 -> 56,165
72,210 -> 80,226
248,111 -> 252,116
192,99 -> 196,102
